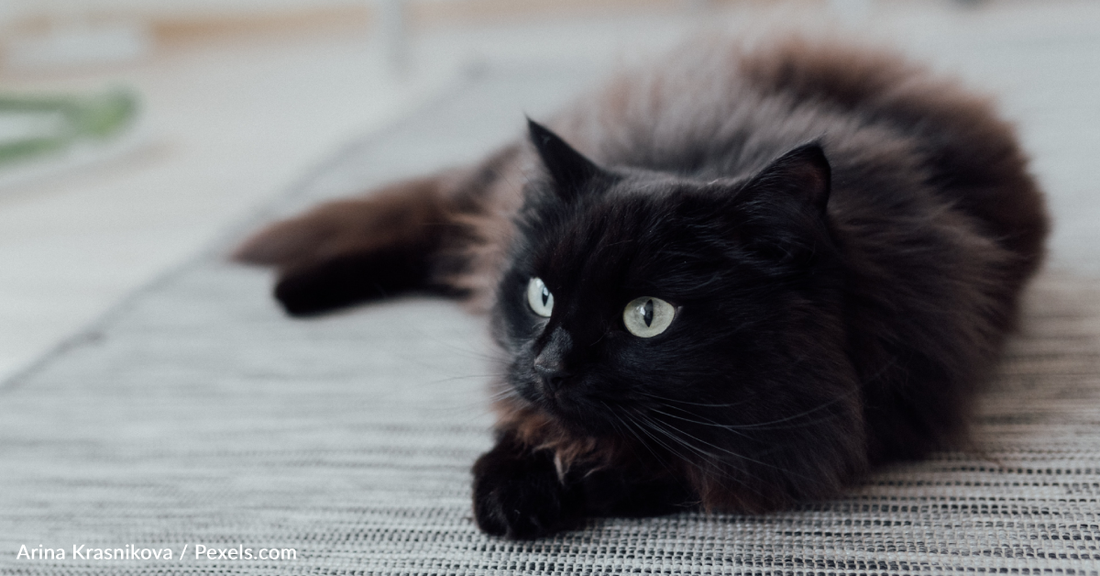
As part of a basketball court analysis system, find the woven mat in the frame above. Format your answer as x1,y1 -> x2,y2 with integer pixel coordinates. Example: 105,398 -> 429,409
1,67 -> 1098,576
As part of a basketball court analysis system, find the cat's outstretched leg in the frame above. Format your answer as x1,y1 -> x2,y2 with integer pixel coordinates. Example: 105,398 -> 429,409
472,430 -> 694,538
472,433 -> 584,539
234,175 -> 463,316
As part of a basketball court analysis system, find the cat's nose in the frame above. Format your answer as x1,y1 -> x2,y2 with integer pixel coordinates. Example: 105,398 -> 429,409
534,361 -> 571,392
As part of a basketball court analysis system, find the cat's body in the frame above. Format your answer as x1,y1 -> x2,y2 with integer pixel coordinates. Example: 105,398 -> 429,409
236,39 -> 1048,539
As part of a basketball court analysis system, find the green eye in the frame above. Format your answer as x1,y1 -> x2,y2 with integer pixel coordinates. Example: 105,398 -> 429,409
623,297 -> 675,337
526,277 -> 554,317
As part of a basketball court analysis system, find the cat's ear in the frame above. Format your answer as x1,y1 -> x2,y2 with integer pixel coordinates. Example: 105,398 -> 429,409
745,142 -> 831,216
734,142 -> 833,264
527,118 -> 606,201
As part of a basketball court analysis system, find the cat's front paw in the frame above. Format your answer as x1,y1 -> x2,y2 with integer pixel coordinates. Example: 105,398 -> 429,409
471,444 -> 578,539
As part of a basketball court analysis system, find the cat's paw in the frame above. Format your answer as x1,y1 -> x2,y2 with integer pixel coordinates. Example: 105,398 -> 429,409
471,445 -> 577,539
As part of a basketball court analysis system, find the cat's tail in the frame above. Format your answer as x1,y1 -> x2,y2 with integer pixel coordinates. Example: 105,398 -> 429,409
233,173 -> 468,316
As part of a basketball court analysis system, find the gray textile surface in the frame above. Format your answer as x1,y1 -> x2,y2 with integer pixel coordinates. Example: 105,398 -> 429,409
2,67 -> 1100,575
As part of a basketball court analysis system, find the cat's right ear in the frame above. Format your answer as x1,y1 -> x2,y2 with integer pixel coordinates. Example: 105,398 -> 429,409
527,118 -> 607,201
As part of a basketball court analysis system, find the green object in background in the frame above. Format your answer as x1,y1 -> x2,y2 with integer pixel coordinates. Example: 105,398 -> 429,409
0,88 -> 139,168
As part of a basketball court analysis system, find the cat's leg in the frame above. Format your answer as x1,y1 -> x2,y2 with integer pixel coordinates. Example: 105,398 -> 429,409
472,431 -> 694,538
471,433 -> 585,539
576,466 -> 696,519
234,174 -> 465,316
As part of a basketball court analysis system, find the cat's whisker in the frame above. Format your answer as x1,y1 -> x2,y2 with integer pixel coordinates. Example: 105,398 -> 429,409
719,395 -> 857,431
637,414 -> 721,464
631,411 -> 720,468
486,388 -> 521,405
413,389 -> 512,421
420,401 -> 497,420
645,389 -> 858,433
634,390 -> 759,410
423,372 -> 506,385
401,326 -> 502,362
629,415 -> 698,466
605,403 -> 674,471
636,419 -> 787,503
639,412 -> 819,489
647,407 -> 752,439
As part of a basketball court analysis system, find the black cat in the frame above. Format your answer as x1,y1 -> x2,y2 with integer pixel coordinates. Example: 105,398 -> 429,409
235,38 -> 1049,539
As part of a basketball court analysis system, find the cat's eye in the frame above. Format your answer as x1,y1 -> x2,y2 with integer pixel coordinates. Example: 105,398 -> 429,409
526,277 -> 554,317
623,297 -> 676,338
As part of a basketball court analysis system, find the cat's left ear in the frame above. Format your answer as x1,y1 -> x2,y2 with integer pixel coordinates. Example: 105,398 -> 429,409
527,118 -> 607,201
745,142 -> 831,216
732,142 -> 833,264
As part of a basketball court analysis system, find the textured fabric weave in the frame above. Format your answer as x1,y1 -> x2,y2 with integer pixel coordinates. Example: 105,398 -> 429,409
1,68 -> 1098,576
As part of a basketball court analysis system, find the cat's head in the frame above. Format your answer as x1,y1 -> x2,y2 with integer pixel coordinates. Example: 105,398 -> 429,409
490,120 -> 866,508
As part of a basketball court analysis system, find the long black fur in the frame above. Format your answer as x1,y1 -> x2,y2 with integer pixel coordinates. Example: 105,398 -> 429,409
236,39 -> 1049,539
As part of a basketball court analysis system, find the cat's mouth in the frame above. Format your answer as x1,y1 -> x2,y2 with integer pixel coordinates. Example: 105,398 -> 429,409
518,378 -> 571,416
518,378 -> 615,436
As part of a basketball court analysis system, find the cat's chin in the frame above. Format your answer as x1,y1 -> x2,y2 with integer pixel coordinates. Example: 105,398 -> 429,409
536,400 -> 615,438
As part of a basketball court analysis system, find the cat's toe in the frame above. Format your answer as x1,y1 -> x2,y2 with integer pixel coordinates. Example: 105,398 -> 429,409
473,479 -> 563,539
471,446 -> 577,539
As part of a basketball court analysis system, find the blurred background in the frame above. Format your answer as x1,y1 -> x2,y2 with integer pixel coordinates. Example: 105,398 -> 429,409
0,0 -> 1098,382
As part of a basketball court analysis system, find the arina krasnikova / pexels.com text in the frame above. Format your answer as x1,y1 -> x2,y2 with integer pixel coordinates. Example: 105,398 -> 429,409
16,543 -> 298,561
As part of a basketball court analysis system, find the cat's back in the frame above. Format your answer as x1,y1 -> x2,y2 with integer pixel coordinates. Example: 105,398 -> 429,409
555,37 -> 1047,274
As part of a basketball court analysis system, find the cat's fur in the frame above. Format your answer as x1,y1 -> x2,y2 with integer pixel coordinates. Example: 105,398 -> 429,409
235,38 -> 1049,539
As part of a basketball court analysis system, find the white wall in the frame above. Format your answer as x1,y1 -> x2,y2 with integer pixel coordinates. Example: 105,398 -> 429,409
1,0 -> 373,22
